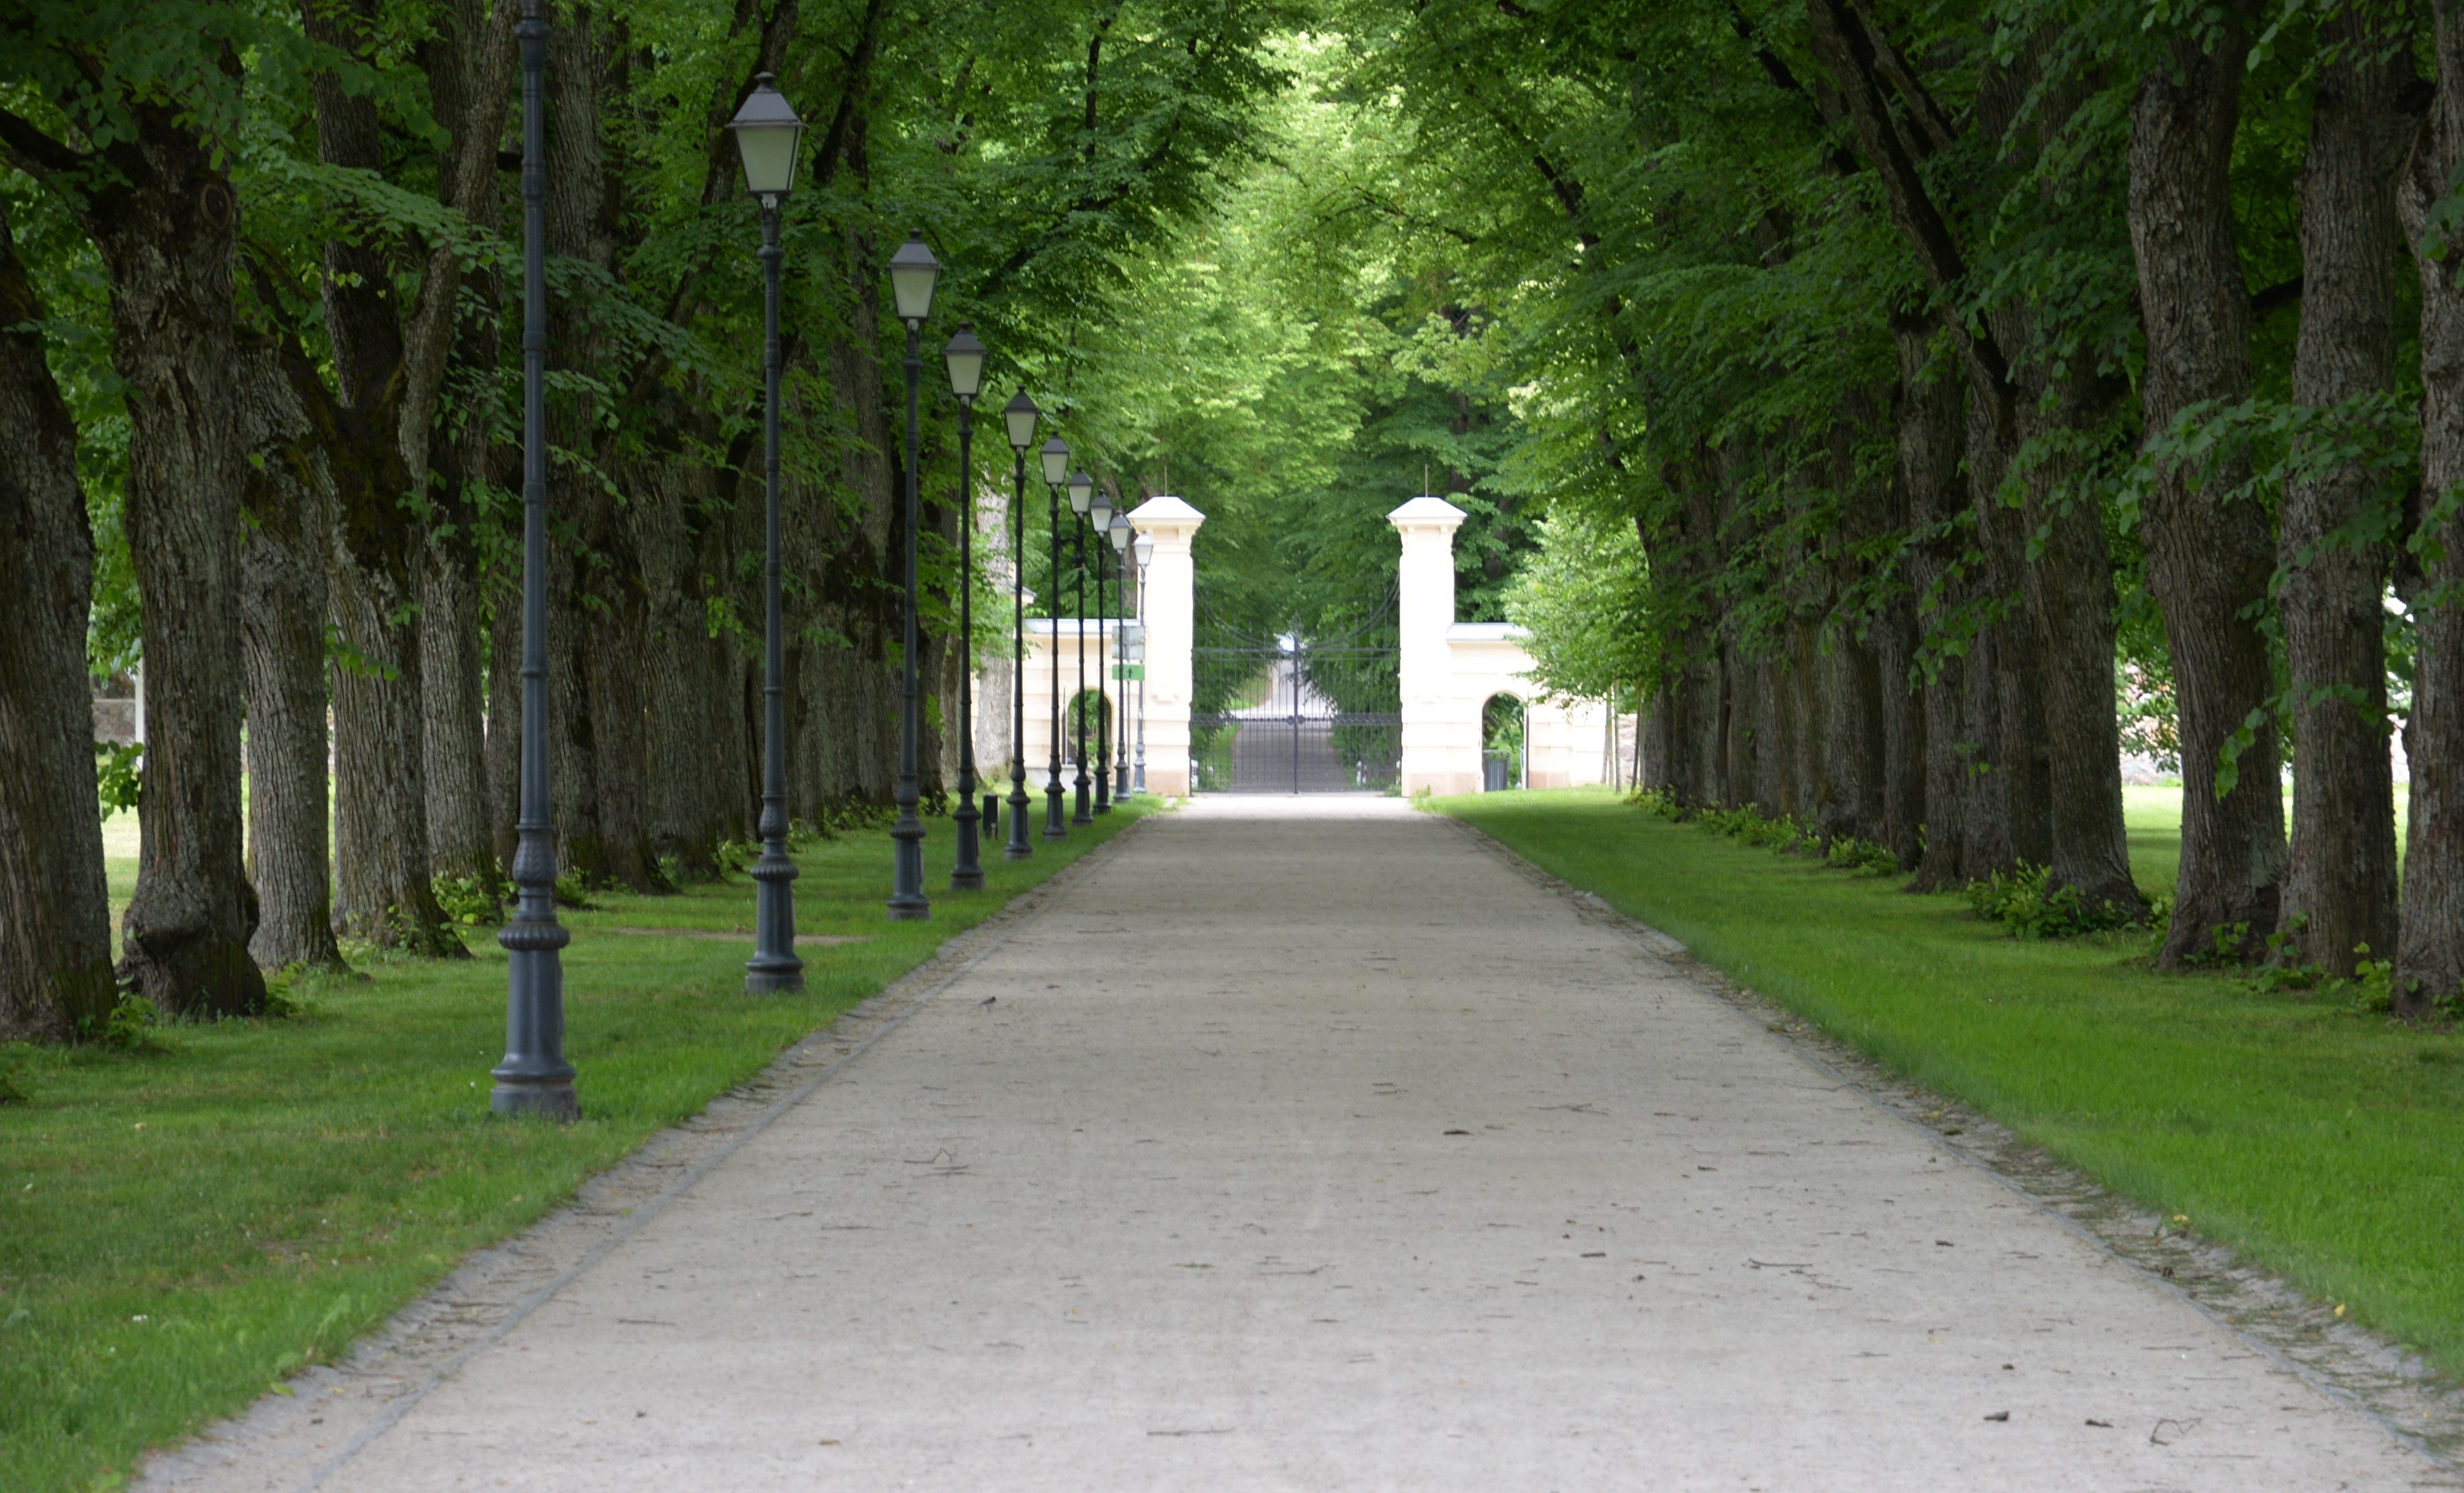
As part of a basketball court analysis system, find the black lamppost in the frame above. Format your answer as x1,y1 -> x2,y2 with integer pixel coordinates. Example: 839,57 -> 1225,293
1040,439 -> 1071,839
1132,529 -> 1154,794
1110,515 -> 1134,801
944,326 -> 987,892
493,0 -> 577,1120
1089,486 -> 1114,814
1001,391 -> 1039,859
1067,469 -> 1095,825
729,74 -> 807,993
886,232 -> 940,921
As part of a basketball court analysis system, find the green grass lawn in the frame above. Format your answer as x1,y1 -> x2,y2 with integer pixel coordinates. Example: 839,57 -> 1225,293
1,799 -> 1154,1493
1441,786 -> 2464,1382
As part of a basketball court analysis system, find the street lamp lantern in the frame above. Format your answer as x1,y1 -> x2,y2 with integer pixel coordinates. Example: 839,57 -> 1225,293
888,232 -> 940,325
726,73 -> 804,201
1042,442 -> 1072,839
943,324 -> 986,399
1004,389 -> 1040,451
1002,391 -> 1039,861
1067,470 -> 1095,824
1108,517 -> 1132,801
943,326 -> 987,892
1133,531 -> 1155,569
1089,491 -> 1114,533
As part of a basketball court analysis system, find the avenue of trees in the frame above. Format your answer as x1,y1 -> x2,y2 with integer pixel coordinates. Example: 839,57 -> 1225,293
0,0 -> 1298,1040
6,0 -> 2464,1040
1335,0 -> 2461,1015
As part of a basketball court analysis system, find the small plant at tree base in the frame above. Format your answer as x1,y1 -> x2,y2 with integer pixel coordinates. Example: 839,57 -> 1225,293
431,874 -> 504,929
85,992 -> 167,1052
1963,865 -> 2148,940
2345,946 -> 2396,1014
0,1066 -> 29,1106
1823,836 -> 1899,876
2251,920 -> 2324,994
714,838 -> 759,876
553,870 -> 593,909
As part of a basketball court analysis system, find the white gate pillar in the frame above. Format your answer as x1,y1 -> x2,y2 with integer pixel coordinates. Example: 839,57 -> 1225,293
1389,495 -> 1467,796
1126,495 -> 1204,794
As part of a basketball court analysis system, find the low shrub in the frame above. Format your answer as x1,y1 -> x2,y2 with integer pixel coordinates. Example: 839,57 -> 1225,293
1962,863 -> 2149,940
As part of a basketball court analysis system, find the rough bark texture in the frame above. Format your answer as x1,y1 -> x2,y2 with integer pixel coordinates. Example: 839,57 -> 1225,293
2279,10 -> 2416,978
0,202 -> 117,1042
485,573 -> 523,873
2018,376 -> 2145,918
1959,396 -> 2018,880
81,78 -> 267,1018
420,442 -> 498,890
2396,0 -> 2464,1014
1894,316 -> 1967,889
2128,8 -> 2289,965
307,0 -> 459,955
237,341 -> 345,971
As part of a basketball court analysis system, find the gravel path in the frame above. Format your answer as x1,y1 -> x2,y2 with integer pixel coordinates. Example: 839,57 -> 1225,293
146,796 -> 2451,1490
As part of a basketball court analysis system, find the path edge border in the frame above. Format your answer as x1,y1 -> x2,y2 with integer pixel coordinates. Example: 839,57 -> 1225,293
1433,806 -> 2464,1475
130,809 -> 1168,1493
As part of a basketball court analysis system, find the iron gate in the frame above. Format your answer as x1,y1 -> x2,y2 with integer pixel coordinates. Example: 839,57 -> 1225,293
1190,612 -> 1400,794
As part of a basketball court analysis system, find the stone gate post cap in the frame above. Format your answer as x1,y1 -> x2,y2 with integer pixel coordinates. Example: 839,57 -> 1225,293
1126,494 -> 1205,529
1387,495 -> 1467,530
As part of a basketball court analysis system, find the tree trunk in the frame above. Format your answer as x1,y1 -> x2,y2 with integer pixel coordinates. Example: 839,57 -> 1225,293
83,90 -> 266,1018
1894,316 -> 1966,888
2280,10 -> 2416,979
2128,6 -> 2287,965
236,342 -> 345,971
2019,379 -> 2147,918
308,0 -> 458,955
636,456 -> 726,878
420,498 -> 496,890
419,258 -> 501,893
1960,396 -> 2018,880
486,573 -> 523,873
0,202 -> 117,1042
2395,0 -> 2464,1015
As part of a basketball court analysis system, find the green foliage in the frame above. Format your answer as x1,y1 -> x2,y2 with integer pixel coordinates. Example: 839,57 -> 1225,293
1822,836 -> 1900,878
91,741 -> 141,816
0,1064 -> 29,1106
2349,947 -> 2398,1014
429,875 -> 503,930
1505,501 -> 1652,707
85,992 -> 164,1053
1963,864 -> 2149,940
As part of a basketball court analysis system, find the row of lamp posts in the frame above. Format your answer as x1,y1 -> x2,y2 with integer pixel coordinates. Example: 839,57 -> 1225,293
490,41 -> 1156,1117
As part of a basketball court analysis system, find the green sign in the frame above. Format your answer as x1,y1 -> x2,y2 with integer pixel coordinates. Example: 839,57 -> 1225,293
1113,664 -> 1144,680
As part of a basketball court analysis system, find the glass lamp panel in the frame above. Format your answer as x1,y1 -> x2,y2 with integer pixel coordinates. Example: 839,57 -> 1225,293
732,123 -> 801,197
1004,391 -> 1039,450
1040,438 -> 1070,486
1067,471 -> 1094,516
1133,533 -> 1155,567
1089,496 -> 1114,531
1109,520 -> 1131,552
943,327 -> 986,399
887,234 -> 940,322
